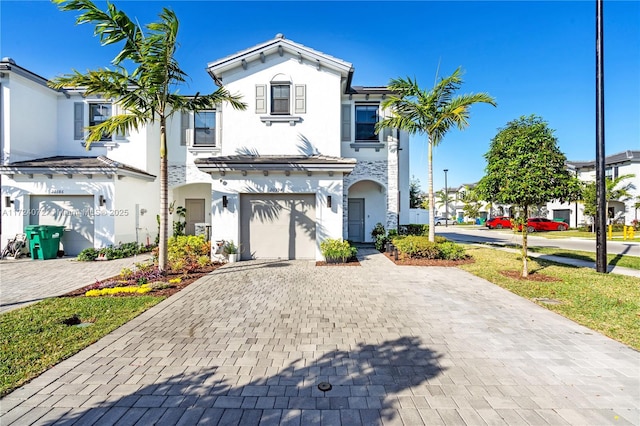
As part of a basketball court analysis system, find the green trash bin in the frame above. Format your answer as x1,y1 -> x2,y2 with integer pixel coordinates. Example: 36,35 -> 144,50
24,225 -> 65,260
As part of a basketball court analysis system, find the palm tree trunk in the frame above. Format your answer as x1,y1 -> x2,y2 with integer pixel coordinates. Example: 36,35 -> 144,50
428,134 -> 435,242
159,117 -> 168,272
522,204 -> 529,278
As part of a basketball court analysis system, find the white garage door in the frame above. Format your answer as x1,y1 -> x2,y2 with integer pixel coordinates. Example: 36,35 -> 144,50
240,194 -> 316,260
30,195 -> 94,256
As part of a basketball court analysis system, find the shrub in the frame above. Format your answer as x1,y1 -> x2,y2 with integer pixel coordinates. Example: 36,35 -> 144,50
371,223 -> 388,252
320,239 -> 357,263
392,236 -> 440,259
437,241 -> 468,260
392,236 -> 467,260
168,235 -> 211,266
76,242 -> 154,262
398,224 -> 429,236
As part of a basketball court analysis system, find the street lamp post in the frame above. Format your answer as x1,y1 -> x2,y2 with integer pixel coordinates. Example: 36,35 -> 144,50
444,169 -> 449,227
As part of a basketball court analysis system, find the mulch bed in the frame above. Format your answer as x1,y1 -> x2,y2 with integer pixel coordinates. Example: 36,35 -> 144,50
316,256 -> 360,266
384,252 -> 475,267
499,270 -> 561,282
61,263 -> 223,299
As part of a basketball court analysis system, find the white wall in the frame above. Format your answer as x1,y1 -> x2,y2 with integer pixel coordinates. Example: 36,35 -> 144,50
113,177 -> 159,245
218,54 -> 343,157
2,73 -> 59,162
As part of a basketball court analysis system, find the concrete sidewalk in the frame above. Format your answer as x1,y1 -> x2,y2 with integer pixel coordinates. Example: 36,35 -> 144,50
0,254 -> 153,313
491,246 -> 640,278
1,248 -> 637,425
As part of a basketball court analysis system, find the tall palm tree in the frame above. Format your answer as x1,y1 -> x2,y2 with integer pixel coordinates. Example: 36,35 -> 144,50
376,68 -> 496,241
50,0 -> 247,271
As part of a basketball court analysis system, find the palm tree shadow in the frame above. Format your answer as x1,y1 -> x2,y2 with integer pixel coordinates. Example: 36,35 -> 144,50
51,336 -> 444,425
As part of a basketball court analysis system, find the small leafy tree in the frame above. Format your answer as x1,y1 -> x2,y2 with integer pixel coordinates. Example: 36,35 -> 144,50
476,115 -> 581,277
409,177 -> 424,208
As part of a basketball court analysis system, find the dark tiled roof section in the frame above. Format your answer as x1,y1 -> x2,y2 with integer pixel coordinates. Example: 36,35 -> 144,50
568,150 -> 640,169
5,155 -> 155,177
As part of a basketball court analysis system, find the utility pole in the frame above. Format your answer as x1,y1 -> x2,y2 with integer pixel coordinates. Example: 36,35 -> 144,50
595,0 -> 607,273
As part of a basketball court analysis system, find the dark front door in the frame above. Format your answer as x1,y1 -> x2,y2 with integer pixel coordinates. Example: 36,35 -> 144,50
348,198 -> 365,242
185,198 -> 205,236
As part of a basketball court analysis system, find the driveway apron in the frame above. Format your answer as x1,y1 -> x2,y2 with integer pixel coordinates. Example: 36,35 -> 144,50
1,249 -> 638,425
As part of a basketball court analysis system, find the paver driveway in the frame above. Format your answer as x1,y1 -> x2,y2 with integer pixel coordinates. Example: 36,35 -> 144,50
1,249 -> 638,425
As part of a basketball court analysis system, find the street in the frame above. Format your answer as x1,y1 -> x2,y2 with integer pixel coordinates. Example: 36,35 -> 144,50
436,225 -> 640,257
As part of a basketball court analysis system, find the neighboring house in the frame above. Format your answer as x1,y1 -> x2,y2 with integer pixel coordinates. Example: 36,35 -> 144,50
0,35 -> 410,260
447,150 -> 639,227
546,150 -> 640,227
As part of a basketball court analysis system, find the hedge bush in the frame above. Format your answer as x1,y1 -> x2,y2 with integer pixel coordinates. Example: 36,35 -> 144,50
398,224 -> 429,236
320,239 -> 357,263
391,235 -> 468,260
77,242 -> 155,261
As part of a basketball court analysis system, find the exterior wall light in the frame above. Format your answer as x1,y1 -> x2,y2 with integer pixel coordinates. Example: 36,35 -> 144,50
327,195 -> 332,208
222,195 -> 228,208
99,195 -> 106,206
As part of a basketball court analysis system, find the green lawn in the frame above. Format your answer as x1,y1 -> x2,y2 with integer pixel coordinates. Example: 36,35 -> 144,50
528,246 -> 640,270
0,296 -> 164,397
460,247 -> 640,350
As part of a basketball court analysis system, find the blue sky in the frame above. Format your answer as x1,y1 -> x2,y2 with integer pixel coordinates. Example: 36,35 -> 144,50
1,1 -> 638,192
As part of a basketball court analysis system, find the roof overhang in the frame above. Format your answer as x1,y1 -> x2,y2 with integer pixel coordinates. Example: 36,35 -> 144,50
194,155 -> 356,176
0,156 -> 156,181
206,35 -> 354,90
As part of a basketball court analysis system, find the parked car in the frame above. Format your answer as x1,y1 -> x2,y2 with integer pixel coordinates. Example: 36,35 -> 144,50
485,216 -> 512,229
521,218 -> 569,232
434,216 -> 455,226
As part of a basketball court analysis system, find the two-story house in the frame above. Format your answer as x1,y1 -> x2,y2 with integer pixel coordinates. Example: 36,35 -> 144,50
546,150 -> 639,227
1,35 -> 410,260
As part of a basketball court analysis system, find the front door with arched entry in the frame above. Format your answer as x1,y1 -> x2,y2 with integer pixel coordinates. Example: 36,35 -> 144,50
348,198 -> 365,242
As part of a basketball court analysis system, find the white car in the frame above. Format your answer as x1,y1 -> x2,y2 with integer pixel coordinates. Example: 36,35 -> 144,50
434,217 -> 454,226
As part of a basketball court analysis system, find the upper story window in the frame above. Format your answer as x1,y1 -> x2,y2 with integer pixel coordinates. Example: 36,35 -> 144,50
89,103 -> 112,141
355,105 -> 379,141
255,75 -> 305,125
194,111 -> 216,146
271,84 -> 290,115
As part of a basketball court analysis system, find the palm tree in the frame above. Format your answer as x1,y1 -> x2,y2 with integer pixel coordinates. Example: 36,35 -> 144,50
435,189 -> 453,217
376,68 -> 496,241
582,174 -> 636,227
50,0 -> 247,271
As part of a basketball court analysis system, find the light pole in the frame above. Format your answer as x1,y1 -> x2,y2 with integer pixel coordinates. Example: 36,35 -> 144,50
444,169 -> 449,227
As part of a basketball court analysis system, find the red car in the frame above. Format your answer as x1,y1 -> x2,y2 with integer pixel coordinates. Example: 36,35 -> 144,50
485,216 -> 512,229
521,218 -> 569,232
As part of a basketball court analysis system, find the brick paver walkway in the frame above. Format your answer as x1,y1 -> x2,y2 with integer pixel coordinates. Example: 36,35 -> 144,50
1,249 -> 638,425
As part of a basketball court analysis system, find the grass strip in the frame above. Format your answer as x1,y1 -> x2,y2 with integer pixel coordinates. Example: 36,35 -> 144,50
527,246 -> 640,270
460,246 -> 640,350
0,296 -> 164,397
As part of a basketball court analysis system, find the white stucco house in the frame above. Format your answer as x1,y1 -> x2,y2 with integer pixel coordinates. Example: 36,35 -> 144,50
447,151 -> 639,227
546,150 -> 639,227
1,35 -> 410,260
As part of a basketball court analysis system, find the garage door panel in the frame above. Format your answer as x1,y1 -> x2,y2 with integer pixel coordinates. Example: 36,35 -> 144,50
30,196 -> 94,256
240,194 -> 316,260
